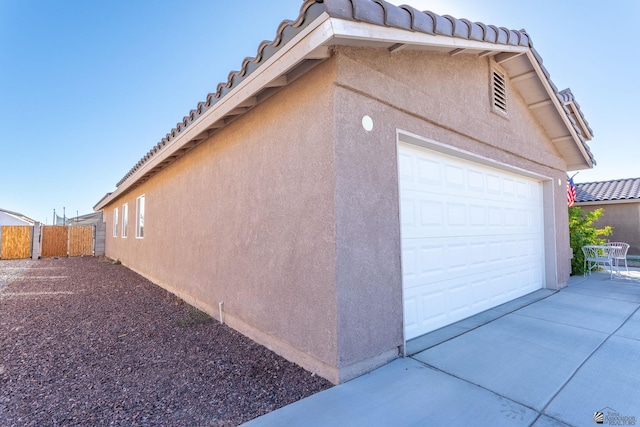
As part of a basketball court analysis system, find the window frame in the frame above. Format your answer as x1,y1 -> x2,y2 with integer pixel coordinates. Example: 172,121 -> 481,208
135,195 -> 145,239
122,203 -> 128,238
113,207 -> 119,237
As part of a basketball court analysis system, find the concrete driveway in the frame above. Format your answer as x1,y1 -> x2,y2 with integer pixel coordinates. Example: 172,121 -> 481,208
244,270 -> 640,426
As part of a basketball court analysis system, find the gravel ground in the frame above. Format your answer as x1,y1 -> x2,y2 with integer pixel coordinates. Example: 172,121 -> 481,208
0,257 -> 331,426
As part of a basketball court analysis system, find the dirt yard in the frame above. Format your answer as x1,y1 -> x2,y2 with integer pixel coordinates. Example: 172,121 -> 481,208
0,257 -> 331,426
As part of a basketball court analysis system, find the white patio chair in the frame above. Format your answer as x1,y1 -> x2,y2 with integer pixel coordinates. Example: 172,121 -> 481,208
605,242 -> 630,272
582,245 -> 614,279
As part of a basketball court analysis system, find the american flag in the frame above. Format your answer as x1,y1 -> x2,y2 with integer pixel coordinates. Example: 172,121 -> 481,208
567,176 -> 577,207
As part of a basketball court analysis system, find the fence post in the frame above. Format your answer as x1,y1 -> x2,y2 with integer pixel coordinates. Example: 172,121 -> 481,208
94,220 -> 106,256
31,222 -> 41,260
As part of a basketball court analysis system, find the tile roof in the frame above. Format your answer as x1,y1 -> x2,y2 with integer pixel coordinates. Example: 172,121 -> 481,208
112,0 -> 595,191
115,0 -> 327,187
575,178 -> 640,203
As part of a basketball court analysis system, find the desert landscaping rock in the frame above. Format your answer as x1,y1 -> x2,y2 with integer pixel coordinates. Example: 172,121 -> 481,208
0,257 -> 331,426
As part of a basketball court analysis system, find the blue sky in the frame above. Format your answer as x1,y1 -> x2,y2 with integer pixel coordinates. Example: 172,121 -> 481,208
1,0 -> 637,223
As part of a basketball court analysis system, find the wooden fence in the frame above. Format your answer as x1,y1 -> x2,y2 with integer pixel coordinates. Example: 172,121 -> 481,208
41,226 -> 70,258
0,225 -> 96,259
0,226 -> 32,259
69,226 -> 94,257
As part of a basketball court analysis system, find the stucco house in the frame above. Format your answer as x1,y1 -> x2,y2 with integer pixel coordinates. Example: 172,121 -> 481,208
575,178 -> 640,255
94,0 -> 595,384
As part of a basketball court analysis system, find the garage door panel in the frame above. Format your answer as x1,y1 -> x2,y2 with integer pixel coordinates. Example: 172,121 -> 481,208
401,194 -> 542,239
399,142 -> 545,340
402,237 -> 542,290
406,265 -> 543,336
403,296 -> 419,333
400,197 -> 417,228
401,213 -> 542,240
419,158 -> 442,184
404,151 -> 541,197
467,169 -> 485,191
420,200 -> 444,227
402,181 -> 538,202
403,284 -> 449,338
470,279 -> 493,311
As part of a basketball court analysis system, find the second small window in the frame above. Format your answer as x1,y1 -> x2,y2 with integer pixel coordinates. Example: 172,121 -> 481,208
113,207 -> 119,237
136,195 -> 145,239
122,203 -> 128,238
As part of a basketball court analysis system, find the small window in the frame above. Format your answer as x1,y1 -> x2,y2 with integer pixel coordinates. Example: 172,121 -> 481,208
136,195 -> 145,239
492,69 -> 507,115
122,203 -> 128,238
113,207 -> 119,237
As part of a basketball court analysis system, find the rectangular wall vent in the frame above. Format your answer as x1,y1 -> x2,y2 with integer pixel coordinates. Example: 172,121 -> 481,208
492,70 -> 507,115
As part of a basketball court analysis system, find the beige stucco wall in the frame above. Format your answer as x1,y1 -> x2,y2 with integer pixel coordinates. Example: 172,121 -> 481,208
580,203 -> 640,255
102,45 -> 575,384
332,46 -> 571,289
104,59 -> 343,382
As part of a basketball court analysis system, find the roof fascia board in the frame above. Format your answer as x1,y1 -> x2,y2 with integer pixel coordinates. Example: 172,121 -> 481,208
0,209 -> 35,224
575,199 -> 640,206
330,18 -> 592,170
0,208 -> 25,218
2,212 -> 33,224
523,50 -> 593,169
95,12 -> 335,210
329,18 -> 527,53
568,102 -> 593,140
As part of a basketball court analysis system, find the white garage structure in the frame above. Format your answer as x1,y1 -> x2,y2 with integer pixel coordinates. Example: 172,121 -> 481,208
398,137 -> 546,340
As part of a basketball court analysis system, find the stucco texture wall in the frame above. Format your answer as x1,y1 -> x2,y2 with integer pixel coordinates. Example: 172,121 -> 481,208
332,46 -> 572,287
104,59 -> 342,382
102,45 -> 576,384
581,203 -> 640,255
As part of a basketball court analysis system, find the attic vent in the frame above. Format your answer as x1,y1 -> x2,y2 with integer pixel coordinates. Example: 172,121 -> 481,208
492,69 -> 507,115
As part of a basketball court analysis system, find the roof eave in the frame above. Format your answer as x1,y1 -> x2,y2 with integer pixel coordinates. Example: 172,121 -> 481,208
328,19 -> 594,170
575,199 -> 640,206
94,12 -> 336,211
97,5 -> 595,210
521,50 -> 594,170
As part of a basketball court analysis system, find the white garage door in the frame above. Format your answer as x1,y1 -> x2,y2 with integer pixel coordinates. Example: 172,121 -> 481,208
399,142 -> 544,340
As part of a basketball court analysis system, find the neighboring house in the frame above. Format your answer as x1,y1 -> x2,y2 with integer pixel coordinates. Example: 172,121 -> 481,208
0,208 -> 35,226
65,211 -> 104,227
94,0 -> 595,384
575,178 -> 640,255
